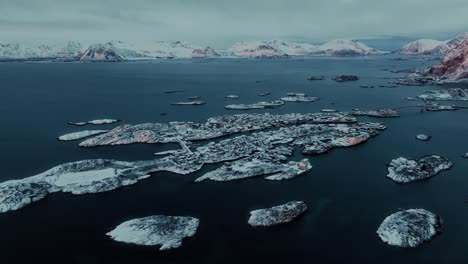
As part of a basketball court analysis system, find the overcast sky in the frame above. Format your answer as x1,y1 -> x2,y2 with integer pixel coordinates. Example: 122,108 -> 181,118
1,0 -> 467,47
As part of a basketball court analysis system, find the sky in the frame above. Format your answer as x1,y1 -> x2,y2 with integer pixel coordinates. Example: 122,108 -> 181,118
0,0 -> 467,48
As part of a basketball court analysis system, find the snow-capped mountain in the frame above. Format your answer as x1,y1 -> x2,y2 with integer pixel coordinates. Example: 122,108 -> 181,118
79,43 -> 126,61
192,46 -> 220,58
399,32 -> 468,55
227,41 -> 285,58
0,41 -> 83,60
267,40 -> 319,56
400,39 -> 449,55
446,32 -> 468,49
138,41 -> 202,58
427,40 -> 468,80
316,39 -> 382,55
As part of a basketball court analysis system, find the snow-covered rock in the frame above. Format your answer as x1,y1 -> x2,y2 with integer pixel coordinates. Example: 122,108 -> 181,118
78,123 -> 179,147
248,201 -> 307,227
57,130 -> 109,141
386,155 -> 453,183
0,180 -> 49,213
227,41 -> 285,58
107,215 -> 199,250
427,40 -> 468,80
377,209 -> 441,248
191,46 -> 220,58
400,39 -> 449,55
415,134 -> 431,141
317,39 -> 382,56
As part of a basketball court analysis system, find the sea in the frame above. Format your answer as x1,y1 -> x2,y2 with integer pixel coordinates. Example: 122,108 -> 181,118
0,56 -> 467,264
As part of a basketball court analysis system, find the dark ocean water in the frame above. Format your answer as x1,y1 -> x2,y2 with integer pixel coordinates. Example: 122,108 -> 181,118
0,57 -> 467,264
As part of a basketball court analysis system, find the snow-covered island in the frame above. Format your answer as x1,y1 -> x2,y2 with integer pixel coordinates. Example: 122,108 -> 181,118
377,209 -> 442,248
416,134 -> 432,141
68,119 -> 121,126
172,101 -> 206,106
57,130 -> 109,141
350,109 -> 399,118
281,94 -> 319,102
0,159 -> 151,213
107,215 -> 199,250
225,100 -> 285,110
0,112 -> 388,213
248,201 -> 307,227
386,155 -> 453,183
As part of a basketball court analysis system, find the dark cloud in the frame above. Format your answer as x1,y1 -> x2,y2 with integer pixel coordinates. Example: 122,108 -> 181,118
0,0 -> 467,47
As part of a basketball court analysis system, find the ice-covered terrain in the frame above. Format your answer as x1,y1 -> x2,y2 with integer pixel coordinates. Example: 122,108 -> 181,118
386,155 -> 453,183
377,209 -> 441,248
57,130 -> 109,141
248,201 -> 307,227
400,39 -> 449,55
107,215 -> 199,250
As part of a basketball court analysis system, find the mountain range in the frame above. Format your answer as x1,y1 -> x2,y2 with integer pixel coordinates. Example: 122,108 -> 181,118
0,33 -> 467,61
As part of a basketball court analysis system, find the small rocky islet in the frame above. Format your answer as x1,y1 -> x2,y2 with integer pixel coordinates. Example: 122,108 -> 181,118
386,155 -> 453,183
377,209 -> 442,248
107,215 -> 199,251
248,201 -> 308,227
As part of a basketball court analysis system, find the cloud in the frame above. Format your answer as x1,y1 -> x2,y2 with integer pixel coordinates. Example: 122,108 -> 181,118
0,0 -> 467,47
